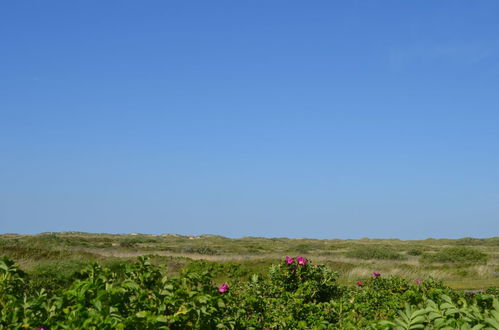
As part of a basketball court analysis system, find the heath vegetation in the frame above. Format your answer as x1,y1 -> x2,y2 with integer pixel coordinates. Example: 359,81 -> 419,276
1,233 -> 498,291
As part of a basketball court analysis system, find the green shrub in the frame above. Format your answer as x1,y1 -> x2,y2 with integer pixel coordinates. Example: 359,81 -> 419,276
486,287 -> 499,296
294,243 -> 323,254
182,246 -> 219,255
1,256 -> 498,329
407,248 -> 424,256
421,247 -> 488,264
118,236 -> 159,248
26,259 -> 87,294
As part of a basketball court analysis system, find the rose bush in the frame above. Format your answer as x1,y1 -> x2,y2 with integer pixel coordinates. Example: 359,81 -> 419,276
0,256 -> 497,329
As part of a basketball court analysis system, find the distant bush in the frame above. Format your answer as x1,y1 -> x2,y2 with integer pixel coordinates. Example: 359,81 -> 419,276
119,236 -> 158,247
345,245 -> 407,260
242,243 -> 267,254
0,245 -> 78,260
294,243 -> 323,254
182,246 -> 219,255
421,247 -> 488,264
407,248 -> 424,256
454,238 -> 487,246
326,243 -> 350,250
454,237 -> 499,247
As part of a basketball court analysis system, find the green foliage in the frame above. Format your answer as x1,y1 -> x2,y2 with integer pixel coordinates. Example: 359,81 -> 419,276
26,259 -> 88,295
379,303 -> 427,329
182,246 -> 220,255
345,245 -> 407,260
380,294 -> 499,329
421,247 -> 489,264
119,236 -> 160,248
486,287 -> 499,296
406,248 -> 424,256
454,237 -> 499,246
2,233 -> 498,291
1,255 -> 498,329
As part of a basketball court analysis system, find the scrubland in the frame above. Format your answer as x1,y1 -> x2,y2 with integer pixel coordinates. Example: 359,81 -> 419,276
1,232 -> 498,290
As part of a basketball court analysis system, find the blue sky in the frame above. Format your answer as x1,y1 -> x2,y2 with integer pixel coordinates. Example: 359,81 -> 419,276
1,1 -> 498,239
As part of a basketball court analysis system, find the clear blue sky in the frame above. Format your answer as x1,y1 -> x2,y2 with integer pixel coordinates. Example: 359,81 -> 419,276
1,1 -> 498,239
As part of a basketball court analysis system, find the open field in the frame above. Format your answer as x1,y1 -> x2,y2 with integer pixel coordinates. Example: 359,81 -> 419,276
1,232 -> 498,290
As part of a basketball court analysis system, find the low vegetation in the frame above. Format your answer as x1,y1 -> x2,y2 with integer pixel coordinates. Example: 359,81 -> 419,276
0,233 -> 498,291
421,247 -> 489,264
1,256 -> 499,328
344,245 -> 407,260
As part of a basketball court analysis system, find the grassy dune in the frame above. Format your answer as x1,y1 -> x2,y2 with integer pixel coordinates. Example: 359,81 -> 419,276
1,232 -> 498,290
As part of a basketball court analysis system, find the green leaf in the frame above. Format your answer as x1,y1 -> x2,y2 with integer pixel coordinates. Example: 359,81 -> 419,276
174,304 -> 190,316
155,315 -> 168,323
136,311 -> 148,318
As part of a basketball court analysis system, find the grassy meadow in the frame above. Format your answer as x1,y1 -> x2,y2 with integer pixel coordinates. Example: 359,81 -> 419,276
1,232 -> 498,291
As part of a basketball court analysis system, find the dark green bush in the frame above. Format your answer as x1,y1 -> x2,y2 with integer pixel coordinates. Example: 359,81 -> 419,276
407,248 -> 424,256
119,236 -> 159,248
421,247 -> 488,264
182,246 -> 219,255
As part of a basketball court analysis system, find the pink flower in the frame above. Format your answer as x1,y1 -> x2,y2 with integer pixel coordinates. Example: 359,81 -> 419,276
357,281 -> 363,286
285,256 -> 294,264
373,272 -> 381,278
296,256 -> 307,265
416,280 -> 422,285
218,283 -> 229,293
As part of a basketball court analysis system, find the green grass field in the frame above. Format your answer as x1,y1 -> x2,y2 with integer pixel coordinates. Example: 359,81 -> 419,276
1,232 -> 498,291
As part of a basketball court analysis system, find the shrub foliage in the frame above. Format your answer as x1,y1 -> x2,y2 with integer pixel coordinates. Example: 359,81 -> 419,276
0,256 -> 498,329
421,247 -> 489,264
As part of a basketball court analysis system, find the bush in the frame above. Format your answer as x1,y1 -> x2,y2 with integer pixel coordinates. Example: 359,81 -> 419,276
421,247 -> 488,264
407,248 -> 424,256
345,245 -> 407,260
1,256 -> 498,329
182,246 -> 219,255
26,259 -> 88,294
119,236 -> 159,248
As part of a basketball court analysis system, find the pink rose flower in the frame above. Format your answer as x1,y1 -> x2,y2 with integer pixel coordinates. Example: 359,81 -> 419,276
373,272 -> 381,277
296,256 -> 307,265
285,256 -> 294,264
357,281 -> 363,286
218,283 -> 229,293
416,280 -> 422,285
